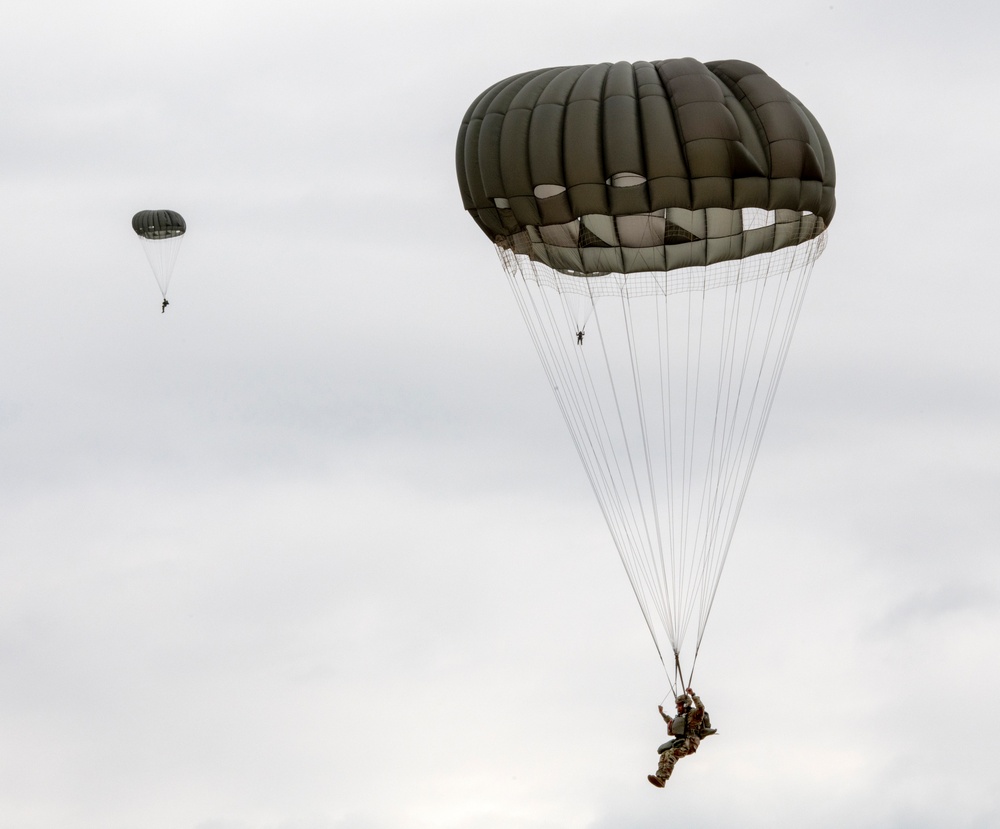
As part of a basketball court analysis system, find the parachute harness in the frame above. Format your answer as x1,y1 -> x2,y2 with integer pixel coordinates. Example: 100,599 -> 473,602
497,230 -> 825,683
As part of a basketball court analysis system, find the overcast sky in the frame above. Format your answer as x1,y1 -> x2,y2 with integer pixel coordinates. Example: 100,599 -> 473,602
1,1 -> 998,827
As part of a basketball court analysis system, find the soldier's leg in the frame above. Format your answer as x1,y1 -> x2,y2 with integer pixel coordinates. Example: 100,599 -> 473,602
655,747 -> 680,781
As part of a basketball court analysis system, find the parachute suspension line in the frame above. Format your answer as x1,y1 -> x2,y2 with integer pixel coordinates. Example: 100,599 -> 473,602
674,649 -> 689,692
659,651 -> 688,703
496,246 -> 670,668
551,277 -> 661,636
687,266 -> 736,655
654,651 -> 688,704
591,291 -> 676,655
575,296 -> 652,583
139,235 -> 183,298
692,258 -> 779,657
658,280 -> 709,660
653,289 -> 672,655
558,283 -> 668,649
674,280 -> 710,654
692,240 -> 823,651
685,258 -> 758,676
692,258 -> 762,654
688,642 -> 702,689
618,289 -> 674,651
730,244 -> 817,532
668,252 -> 759,667
655,284 -> 682,659
659,235 -> 827,673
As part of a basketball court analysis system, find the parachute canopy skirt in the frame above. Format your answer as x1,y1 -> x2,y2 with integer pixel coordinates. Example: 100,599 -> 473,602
132,209 -> 186,298
457,58 -> 835,686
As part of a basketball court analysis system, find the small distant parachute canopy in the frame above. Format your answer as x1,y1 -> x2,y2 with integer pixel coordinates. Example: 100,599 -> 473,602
132,209 -> 186,240
132,209 -> 186,298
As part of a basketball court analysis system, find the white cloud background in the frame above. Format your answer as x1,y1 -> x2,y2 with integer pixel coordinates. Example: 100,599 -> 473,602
1,1 -> 998,827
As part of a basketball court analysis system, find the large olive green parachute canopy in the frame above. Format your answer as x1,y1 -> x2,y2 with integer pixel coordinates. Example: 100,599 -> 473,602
132,209 -> 186,298
457,58 -> 835,275
456,59 -> 836,691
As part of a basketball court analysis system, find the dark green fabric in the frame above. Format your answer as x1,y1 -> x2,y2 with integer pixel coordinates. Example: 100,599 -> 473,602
132,210 -> 186,239
457,58 -> 835,272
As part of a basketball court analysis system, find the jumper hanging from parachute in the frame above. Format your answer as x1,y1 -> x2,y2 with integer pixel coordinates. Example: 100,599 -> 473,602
456,58 -> 836,691
132,209 -> 186,309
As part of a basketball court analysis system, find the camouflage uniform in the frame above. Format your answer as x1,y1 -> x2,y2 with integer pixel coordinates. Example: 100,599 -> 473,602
651,693 -> 705,785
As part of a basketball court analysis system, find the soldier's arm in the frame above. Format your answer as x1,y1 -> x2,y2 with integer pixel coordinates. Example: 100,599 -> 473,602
686,688 -> 705,730
686,688 -> 704,713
